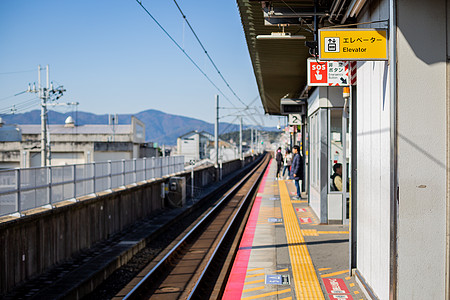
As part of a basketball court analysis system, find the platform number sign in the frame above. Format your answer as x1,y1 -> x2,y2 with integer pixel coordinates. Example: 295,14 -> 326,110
289,114 -> 302,126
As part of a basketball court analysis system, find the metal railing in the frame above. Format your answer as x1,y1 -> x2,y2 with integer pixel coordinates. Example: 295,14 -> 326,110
0,156 -> 185,217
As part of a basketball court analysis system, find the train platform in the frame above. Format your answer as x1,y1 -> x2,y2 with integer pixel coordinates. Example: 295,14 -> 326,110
223,159 -> 367,300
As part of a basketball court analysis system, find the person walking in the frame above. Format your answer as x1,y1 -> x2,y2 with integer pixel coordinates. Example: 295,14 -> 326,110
275,147 -> 283,180
282,149 -> 292,179
290,145 -> 303,199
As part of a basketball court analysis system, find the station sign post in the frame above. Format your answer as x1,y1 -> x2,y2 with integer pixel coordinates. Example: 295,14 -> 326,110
318,28 -> 388,61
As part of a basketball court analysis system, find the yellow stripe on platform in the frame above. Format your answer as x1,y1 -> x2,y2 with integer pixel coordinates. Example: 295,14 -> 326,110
279,181 -> 324,299
247,268 -> 264,272
321,270 -> 349,278
244,279 -> 265,285
246,272 -> 265,278
243,286 -> 265,293
275,268 -> 289,273
241,288 -> 291,300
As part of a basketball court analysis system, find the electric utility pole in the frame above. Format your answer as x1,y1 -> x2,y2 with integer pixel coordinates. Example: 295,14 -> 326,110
250,127 -> 254,155
214,95 -> 219,167
239,117 -> 243,160
27,65 -> 65,166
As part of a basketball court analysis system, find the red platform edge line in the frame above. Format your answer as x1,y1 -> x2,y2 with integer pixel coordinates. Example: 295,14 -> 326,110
222,160 -> 271,299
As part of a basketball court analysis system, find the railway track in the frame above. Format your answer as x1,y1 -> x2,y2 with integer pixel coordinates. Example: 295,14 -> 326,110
115,155 -> 269,300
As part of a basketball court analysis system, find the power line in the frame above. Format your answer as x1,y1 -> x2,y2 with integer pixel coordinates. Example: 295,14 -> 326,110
0,97 -> 39,113
170,1 -> 269,129
0,98 -> 40,115
134,0 -> 235,107
0,69 -> 35,75
172,0 -> 248,108
135,1 -> 267,129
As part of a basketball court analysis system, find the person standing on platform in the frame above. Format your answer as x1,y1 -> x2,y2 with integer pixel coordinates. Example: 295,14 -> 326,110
275,147 -> 283,180
291,145 -> 303,199
282,149 -> 292,179
330,163 -> 343,191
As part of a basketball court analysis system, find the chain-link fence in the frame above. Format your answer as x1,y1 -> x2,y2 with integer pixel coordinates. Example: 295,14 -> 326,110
0,156 -> 184,217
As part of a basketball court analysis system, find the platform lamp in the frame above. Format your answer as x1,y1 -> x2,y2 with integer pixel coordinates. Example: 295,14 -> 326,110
256,25 -> 306,40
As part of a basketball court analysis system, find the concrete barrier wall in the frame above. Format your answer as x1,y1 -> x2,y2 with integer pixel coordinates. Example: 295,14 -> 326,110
0,155 -> 260,295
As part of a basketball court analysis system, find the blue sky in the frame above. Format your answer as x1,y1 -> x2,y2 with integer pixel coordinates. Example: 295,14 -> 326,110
0,0 -> 280,127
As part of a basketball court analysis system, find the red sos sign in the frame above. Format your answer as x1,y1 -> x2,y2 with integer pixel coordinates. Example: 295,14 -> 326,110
309,62 -> 327,84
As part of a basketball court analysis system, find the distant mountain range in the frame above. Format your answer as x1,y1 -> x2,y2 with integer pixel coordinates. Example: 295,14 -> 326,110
1,109 -> 276,145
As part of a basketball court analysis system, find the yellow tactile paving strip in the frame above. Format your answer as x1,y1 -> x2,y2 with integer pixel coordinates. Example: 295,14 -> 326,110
278,180 -> 325,299
302,229 -> 350,236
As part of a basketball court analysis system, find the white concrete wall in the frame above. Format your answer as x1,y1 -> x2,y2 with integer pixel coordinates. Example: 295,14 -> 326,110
355,1 -> 391,299
355,0 -> 448,298
356,60 -> 391,300
93,151 -> 131,162
396,0 -> 447,297
50,152 -> 84,166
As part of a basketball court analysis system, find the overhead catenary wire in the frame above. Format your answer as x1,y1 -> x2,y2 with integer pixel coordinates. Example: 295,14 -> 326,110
170,1 -> 268,129
134,0 -> 235,108
134,1 -> 267,130
172,0 -> 248,108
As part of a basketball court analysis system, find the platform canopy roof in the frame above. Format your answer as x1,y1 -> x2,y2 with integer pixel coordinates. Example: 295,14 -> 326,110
236,0 -> 356,115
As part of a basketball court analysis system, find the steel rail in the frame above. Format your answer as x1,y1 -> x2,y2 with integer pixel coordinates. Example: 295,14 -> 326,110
123,155 -> 268,300
186,155 -> 267,299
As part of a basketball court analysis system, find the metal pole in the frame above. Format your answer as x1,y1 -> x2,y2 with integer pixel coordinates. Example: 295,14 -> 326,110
251,127 -> 254,155
46,65 -> 51,166
255,129 -> 258,153
191,166 -> 194,198
214,95 -> 219,167
48,166 -> 52,207
133,158 -> 137,183
389,0 -> 398,297
342,97 -> 348,225
73,164 -> 77,199
16,169 -> 21,216
143,157 -> 147,180
239,117 -> 243,160
108,160 -> 112,189
39,65 -> 47,167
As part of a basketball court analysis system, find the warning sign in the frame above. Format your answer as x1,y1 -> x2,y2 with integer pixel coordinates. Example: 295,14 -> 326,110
300,217 -> 312,224
307,58 -> 349,86
323,278 -> 350,294
323,278 -> 353,299
319,28 -> 388,61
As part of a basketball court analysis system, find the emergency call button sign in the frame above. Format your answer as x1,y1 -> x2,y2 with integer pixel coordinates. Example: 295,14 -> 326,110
308,61 -> 327,85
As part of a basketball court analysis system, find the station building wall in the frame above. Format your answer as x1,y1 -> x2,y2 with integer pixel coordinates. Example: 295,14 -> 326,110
396,0 -> 447,297
355,59 -> 391,300
355,0 -> 448,298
